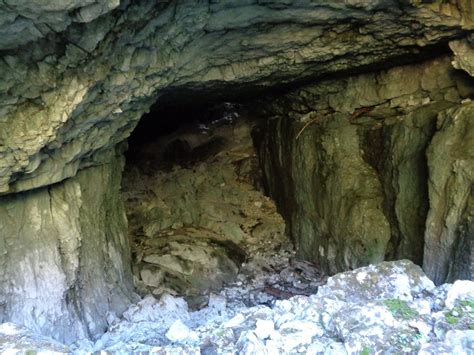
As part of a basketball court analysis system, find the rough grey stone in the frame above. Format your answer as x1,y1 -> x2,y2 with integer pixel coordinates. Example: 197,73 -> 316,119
123,119 -> 288,298
0,323 -> 70,354
450,38 -> 474,77
2,260 -> 473,353
254,57 -> 473,278
423,102 -> 474,284
0,0 -> 472,347
0,148 -> 136,344
0,1 -> 472,194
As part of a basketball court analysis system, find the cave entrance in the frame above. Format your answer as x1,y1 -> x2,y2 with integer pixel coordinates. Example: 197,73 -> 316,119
123,101 -> 326,309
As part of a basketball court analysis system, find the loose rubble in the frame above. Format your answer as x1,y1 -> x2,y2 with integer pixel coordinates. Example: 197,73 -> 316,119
1,261 -> 473,354
122,115 -> 325,308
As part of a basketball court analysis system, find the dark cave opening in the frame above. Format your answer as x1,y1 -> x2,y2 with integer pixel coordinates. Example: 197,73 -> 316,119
126,40 -> 456,154
127,101 -> 245,154
122,99 -> 309,309
125,101 -> 252,172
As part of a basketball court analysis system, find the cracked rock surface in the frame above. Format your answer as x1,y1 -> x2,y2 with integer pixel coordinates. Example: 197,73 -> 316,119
0,0 -> 473,194
0,148 -> 137,344
254,56 -> 474,283
0,0 -> 473,347
122,116 -> 302,306
1,260 -> 473,354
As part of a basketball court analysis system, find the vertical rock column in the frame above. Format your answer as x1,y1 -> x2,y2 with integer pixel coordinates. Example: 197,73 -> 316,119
424,103 -> 474,284
0,149 -> 136,344
423,40 -> 474,284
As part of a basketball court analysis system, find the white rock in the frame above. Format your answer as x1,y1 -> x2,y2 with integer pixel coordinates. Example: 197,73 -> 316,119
275,299 -> 292,313
165,320 -> 198,343
0,323 -> 23,336
106,312 -> 119,327
413,299 -> 432,315
140,268 -> 163,287
409,320 -> 432,338
255,319 -> 274,340
325,341 -> 348,355
122,294 -> 189,325
237,331 -> 267,354
445,280 -> 474,309
445,330 -> 474,354
390,274 -> 415,301
306,339 -> 329,354
223,313 -> 245,328
280,320 -> 324,338
356,271 -> 367,282
320,311 -> 333,332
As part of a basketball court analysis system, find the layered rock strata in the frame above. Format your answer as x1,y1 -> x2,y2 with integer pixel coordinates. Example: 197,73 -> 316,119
0,0 -> 473,195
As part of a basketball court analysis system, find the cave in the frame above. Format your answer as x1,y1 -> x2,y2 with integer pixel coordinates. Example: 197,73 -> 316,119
0,1 -> 473,353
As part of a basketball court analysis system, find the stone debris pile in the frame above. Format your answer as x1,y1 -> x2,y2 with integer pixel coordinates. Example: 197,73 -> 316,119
1,260 -> 473,354
122,117 -> 306,305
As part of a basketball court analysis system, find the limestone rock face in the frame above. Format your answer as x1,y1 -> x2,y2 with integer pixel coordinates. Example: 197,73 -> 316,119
0,149 -> 136,344
424,103 -> 474,284
0,0 -> 473,195
0,1 -> 120,50
450,38 -> 474,76
254,57 -> 473,280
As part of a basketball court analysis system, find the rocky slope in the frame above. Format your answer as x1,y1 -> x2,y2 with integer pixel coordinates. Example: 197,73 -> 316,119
122,118 -> 293,305
1,261 -> 473,354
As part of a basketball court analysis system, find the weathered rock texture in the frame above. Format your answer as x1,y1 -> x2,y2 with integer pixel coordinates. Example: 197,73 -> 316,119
450,36 -> 474,76
0,149 -> 136,343
4,260 -> 474,354
424,104 -> 474,284
254,57 -> 473,282
122,119 -> 288,302
0,0 -> 473,195
0,0 -> 473,344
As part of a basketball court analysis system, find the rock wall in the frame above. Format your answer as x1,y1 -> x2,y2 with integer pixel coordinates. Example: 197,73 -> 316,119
0,148 -> 136,344
0,0 -> 472,195
254,57 -> 474,283
424,104 -> 474,284
0,0 -> 473,343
